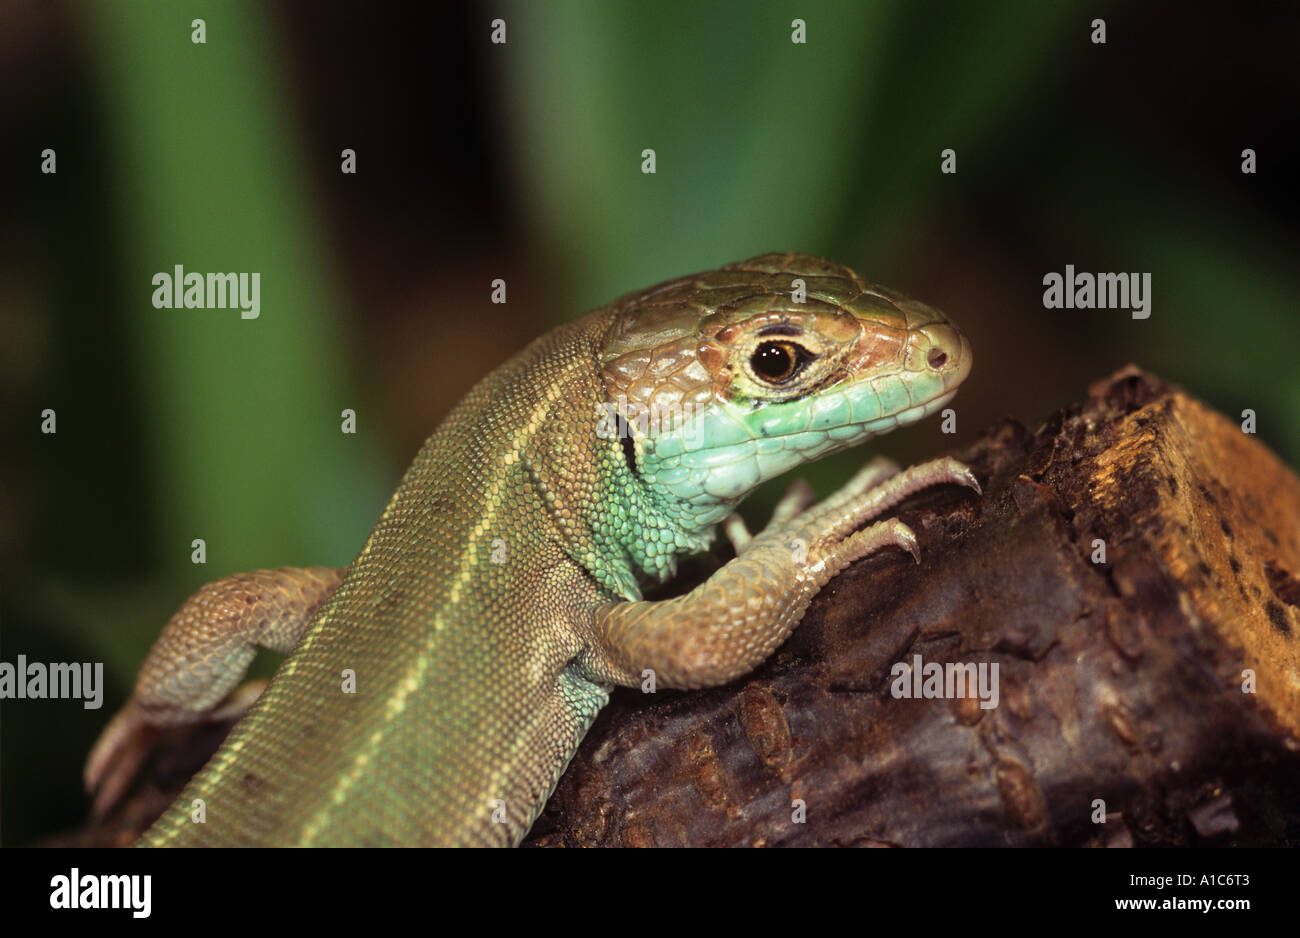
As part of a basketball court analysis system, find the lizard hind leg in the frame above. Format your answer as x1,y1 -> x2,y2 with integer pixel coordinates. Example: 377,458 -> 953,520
84,566 -> 345,818
83,679 -> 269,820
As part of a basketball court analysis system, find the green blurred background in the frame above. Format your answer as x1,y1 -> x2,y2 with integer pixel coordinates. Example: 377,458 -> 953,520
2,0 -> 1297,844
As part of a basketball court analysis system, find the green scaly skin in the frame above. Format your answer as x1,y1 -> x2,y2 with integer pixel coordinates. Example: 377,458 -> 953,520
85,253 -> 976,845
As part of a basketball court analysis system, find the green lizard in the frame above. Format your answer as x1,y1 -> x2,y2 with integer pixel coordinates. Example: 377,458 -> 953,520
85,252 -> 977,846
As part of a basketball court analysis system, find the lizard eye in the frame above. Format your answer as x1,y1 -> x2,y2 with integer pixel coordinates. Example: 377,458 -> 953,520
750,341 -> 808,385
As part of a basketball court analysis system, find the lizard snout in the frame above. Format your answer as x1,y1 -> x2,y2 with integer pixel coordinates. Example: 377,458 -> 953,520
909,322 -> 972,392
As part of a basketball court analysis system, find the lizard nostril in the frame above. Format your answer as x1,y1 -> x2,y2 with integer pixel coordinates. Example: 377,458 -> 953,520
927,348 -> 949,371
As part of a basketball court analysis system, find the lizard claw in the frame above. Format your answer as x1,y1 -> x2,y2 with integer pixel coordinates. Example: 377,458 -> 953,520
84,702 -> 160,820
950,461 -> 982,495
824,518 -> 920,578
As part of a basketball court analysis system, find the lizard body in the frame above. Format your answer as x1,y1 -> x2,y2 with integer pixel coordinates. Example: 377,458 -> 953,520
86,253 -> 975,846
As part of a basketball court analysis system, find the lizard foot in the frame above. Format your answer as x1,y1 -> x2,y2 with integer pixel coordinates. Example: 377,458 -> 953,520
84,678 -> 268,819
748,455 -> 978,570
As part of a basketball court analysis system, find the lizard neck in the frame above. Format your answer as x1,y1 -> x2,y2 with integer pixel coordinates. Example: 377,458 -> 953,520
579,438 -> 724,600
482,309 -> 720,603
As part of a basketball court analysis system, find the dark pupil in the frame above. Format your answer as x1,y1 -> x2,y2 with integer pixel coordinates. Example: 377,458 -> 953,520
752,342 -> 798,382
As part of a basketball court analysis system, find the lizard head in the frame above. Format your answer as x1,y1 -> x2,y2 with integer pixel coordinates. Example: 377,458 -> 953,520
598,253 -> 971,524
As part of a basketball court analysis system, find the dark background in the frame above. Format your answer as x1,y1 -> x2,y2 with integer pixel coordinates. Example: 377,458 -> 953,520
1,0 -> 1297,845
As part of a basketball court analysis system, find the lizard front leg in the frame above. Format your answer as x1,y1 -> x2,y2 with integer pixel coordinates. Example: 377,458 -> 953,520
582,457 -> 978,689
84,565 -> 345,816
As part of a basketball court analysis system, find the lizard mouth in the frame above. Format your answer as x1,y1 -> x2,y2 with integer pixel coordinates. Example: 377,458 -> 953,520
638,356 -> 969,508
